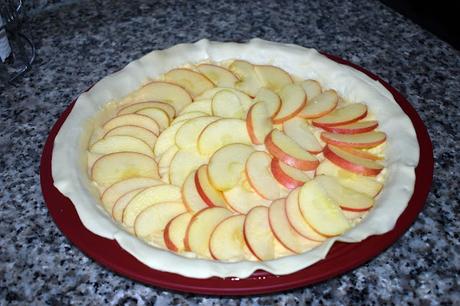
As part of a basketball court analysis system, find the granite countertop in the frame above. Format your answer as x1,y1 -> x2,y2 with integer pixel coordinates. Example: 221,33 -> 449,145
1,0 -> 459,304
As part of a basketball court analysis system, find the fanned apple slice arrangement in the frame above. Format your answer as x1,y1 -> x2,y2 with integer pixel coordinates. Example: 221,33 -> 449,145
87,60 -> 387,261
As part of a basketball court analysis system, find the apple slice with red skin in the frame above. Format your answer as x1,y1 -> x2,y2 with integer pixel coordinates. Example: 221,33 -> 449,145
104,125 -> 158,149
323,145 -> 384,176
320,131 -> 387,148
299,80 -> 322,101
90,135 -> 154,158
265,129 -> 319,171
136,107 -> 170,131
196,64 -> 238,88
283,117 -> 323,154
164,212 -> 193,252
164,68 -> 215,97
243,206 -> 276,261
339,146 -> 383,161
112,188 -> 145,222
254,65 -> 293,92
254,87 -> 281,118
209,215 -> 248,261
182,170 -> 210,212
284,188 -> 327,241
298,89 -> 338,119
184,207 -> 233,257
229,60 -> 262,97
103,113 -> 160,136
223,180 -> 271,214
195,165 -> 227,207
269,199 -> 320,253
315,175 -> 374,212
270,158 -> 311,189
245,151 -> 289,200
312,103 -> 367,128
118,101 -> 176,120
272,84 -> 307,124
320,120 -> 378,134
246,101 -> 273,145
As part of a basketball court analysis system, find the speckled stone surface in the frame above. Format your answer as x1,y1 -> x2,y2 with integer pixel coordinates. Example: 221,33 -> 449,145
0,0 -> 459,304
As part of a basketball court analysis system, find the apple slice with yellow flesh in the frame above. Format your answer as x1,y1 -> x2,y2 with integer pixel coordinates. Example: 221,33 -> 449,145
315,175 -> 374,212
339,146 -> 383,161
122,184 -> 181,228
208,143 -> 254,191
112,188 -> 145,222
323,145 -> 384,176
136,107 -> 170,131
197,64 -> 238,87
299,179 -> 351,237
169,149 -> 208,187
195,88 -> 253,110
91,152 -> 159,189
283,118 -> 323,154
320,131 -> 387,148
179,99 -> 212,115
270,158 -> 311,189
198,118 -> 251,156
254,87 -> 281,118
171,111 -> 208,125
298,89 -> 338,119
246,101 -> 273,145
312,103 -> 367,128
229,60 -> 263,97
265,129 -> 319,171
299,80 -> 322,101
285,188 -> 327,241
158,146 -> 179,183
243,206 -> 276,261
154,120 -> 187,156
101,177 -> 163,213
316,159 -> 383,197
182,170 -> 209,212
90,135 -> 154,158
164,68 -> 214,98
164,212 -> 193,252
103,113 -> 160,136
272,84 -> 307,124
104,125 -> 157,149
254,65 -> 293,92
175,116 -> 219,151
320,120 -> 378,134
269,199 -> 320,253
118,101 -> 176,120
209,215 -> 248,261
184,207 -> 233,258
223,179 -> 271,214
211,90 -> 244,119
195,165 -> 227,207
245,151 -> 289,200
129,81 -> 192,112
134,201 -> 186,247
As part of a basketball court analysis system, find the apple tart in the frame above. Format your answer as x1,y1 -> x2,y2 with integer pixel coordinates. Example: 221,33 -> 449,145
52,39 -> 419,278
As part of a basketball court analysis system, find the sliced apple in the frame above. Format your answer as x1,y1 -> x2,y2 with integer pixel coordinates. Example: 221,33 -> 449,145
229,60 -> 262,97
209,215 -> 248,261
223,179 -> 271,214
316,159 -> 383,197
298,89 -> 338,119
284,188 -> 327,241
245,151 -> 289,200
312,103 -> 367,127
112,188 -> 145,222
339,146 -> 383,161
283,118 -> 323,154
315,175 -> 374,211
129,81 -> 192,112
321,131 -> 386,148
104,125 -> 157,149
254,87 -> 281,117
136,107 -> 170,131
211,90 -> 244,119
196,64 -> 238,87
195,164 -> 227,207
208,143 -> 254,191
118,101 -> 176,120
197,118 -> 251,155
299,79 -> 322,101
194,87 -> 254,112
269,199 -> 320,253
103,113 -> 160,136
179,99 -> 212,115
134,201 -> 186,245
265,129 -> 319,171
246,101 -> 273,145
320,120 -> 378,134
182,170 -> 209,212
323,145 -> 384,176
90,135 -> 154,158
158,145 -> 179,180
101,177 -> 163,213
271,158 -> 311,189
175,116 -> 219,151
164,68 -> 214,97
169,149 -> 207,186
184,207 -> 233,258
243,206 -> 275,261
122,184 -> 181,227
171,111 -> 208,125
254,65 -> 293,92
91,152 -> 159,189
164,212 -> 193,252
154,120 -> 187,156
299,179 -> 351,237
272,84 -> 307,124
